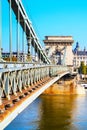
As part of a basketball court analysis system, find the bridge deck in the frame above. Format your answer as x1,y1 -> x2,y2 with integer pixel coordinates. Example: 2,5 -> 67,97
0,71 -> 69,129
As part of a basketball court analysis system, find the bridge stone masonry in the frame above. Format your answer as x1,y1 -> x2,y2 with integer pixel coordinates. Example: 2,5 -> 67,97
43,36 -> 74,66
43,75 -> 77,95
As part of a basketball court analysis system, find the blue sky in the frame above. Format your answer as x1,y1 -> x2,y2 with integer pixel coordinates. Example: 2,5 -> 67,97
22,0 -> 87,50
1,0 -> 87,51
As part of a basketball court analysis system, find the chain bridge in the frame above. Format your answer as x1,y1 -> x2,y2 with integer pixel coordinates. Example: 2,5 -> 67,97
0,0 -> 72,129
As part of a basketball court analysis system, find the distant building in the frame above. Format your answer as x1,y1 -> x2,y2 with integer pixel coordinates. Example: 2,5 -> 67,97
2,52 -> 38,62
43,36 -> 74,66
2,52 -> 27,62
73,42 -> 87,67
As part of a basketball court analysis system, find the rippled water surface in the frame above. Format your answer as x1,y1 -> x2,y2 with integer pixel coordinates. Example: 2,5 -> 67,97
5,94 -> 87,130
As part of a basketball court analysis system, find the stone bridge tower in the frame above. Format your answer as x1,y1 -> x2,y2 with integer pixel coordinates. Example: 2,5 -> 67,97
43,36 -> 74,66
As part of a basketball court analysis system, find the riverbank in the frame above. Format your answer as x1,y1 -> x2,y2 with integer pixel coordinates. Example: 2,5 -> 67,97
43,77 -> 86,95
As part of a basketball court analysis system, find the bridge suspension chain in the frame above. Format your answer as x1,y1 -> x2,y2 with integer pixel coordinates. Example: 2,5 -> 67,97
7,0 -> 51,64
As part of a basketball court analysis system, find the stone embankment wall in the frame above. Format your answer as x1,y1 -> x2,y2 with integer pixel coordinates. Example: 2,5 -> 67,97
43,77 -> 85,95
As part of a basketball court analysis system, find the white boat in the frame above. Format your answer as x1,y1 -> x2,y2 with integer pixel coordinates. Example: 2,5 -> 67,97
81,84 -> 87,89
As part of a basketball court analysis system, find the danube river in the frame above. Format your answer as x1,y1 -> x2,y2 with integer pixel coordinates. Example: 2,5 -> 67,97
5,94 -> 87,130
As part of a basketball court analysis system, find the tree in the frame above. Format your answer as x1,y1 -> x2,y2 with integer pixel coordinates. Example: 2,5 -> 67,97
79,61 -> 86,74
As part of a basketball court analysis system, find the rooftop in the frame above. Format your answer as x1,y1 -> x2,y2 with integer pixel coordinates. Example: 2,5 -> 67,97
43,36 -> 74,43
74,51 -> 87,55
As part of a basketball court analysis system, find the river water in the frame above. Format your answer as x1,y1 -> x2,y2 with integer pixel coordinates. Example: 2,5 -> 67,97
5,94 -> 87,130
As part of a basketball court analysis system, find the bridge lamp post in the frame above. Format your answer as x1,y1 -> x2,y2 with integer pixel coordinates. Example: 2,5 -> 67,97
27,36 -> 32,62
36,39 -> 41,63
37,40 -> 42,64
39,46 -> 43,64
32,38 -> 35,63
36,45 -> 39,63
39,49 -> 42,64
33,37 -> 38,63
33,38 -> 37,63
31,39 -> 35,63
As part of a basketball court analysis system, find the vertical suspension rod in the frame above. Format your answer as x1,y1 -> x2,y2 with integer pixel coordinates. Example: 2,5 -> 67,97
22,27 -> 24,62
24,20 -> 26,62
17,0 -> 20,62
36,40 -> 39,63
38,44 -> 41,63
33,39 -> 36,62
40,48 -> 41,64
9,0 -> 12,61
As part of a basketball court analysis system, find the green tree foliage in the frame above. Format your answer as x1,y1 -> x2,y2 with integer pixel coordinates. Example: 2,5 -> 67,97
79,61 -> 87,74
